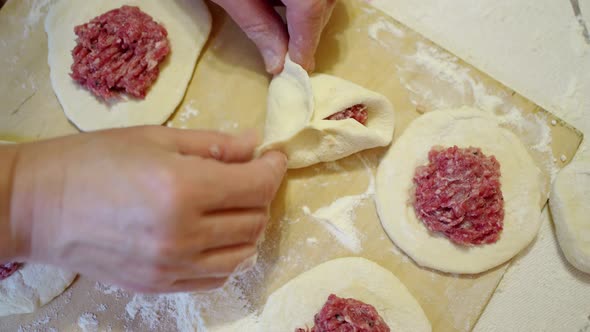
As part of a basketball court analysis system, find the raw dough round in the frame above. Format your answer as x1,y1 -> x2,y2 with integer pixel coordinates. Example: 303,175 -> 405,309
549,161 -> 590,273
376,108 -> 544,274
45,0 -> 212,131
0,264 -> 76,316
259,57 -> 395,169
258,257 -> 431,332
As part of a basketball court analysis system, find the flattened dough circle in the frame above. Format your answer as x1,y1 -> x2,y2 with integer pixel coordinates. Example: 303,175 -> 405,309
376,108 -> 544,274
258,257 -> 431,332
549,161 -> 590,273
45,0 -> 212,131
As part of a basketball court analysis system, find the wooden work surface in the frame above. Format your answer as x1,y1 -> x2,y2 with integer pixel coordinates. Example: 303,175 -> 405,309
0,0 -> 583,331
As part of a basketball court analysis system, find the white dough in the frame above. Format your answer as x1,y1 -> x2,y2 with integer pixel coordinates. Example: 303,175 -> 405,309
45,0 -> 212,131
549,161 -> 590,274
258,257 -> 431,332
259,58 -> 395,169
376,108 -> 544,274
0,264 -> 76,317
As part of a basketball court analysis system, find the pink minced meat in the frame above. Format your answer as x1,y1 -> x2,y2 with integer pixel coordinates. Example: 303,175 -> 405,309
0,262 -> 22,281
70,6 -> 170,100
296,294 -> 391,332
325,104 -> 369,125
413,146 -> 504,246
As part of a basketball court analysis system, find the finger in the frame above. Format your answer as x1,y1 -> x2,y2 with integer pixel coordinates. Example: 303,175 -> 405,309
283,0 -> 335,71
190,244 -> 258,278
171,129 -> 259,163
197,208 -> 269,250
196,151 -> 287,210
168,277 -> 228,293
213,0 -> 289,74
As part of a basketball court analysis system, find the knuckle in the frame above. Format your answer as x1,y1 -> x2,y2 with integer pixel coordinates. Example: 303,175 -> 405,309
150,239 -> 180,259
150,168 -> 186,214
241,20 -> 274,42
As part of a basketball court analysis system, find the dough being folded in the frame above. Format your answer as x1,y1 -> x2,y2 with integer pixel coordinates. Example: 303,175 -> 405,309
549,161 -> 590,274
259,58 -> 395,169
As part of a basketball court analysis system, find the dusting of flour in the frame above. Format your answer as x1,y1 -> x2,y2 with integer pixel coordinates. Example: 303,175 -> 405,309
398,41 -> 557,183
78,312 -> 99,332
23,0 -> 51,38
125,265 -> 265,331
303,157 -> 376,253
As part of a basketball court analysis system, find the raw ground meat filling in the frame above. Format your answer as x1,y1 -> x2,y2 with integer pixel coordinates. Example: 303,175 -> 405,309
296,294 -> 390,332
0,262 -> 22,281
70,6 -> 170,100
325,104 -> 369,125
413,146 -> 504,245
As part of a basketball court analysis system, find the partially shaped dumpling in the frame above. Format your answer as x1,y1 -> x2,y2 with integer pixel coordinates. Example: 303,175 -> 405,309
259,57 -> 395,169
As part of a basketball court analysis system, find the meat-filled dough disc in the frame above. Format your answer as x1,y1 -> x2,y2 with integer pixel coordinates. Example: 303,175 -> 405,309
258,257 -> 431,332
45,0 -> 212,131
376,108 -> 544,274
259,57 -> 395,169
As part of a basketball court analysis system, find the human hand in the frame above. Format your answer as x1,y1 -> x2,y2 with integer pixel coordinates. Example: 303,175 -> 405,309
212,0 -> 336,74
9,127 -> 286,292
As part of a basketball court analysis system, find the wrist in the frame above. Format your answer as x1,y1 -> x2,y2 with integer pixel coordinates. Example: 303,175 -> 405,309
0,144 -> 26,261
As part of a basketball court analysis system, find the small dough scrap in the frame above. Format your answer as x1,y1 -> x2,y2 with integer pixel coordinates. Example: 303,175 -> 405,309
258,257 -> 431,332
45,0 -> 212,131
259,58 -> 395,169
549,161 -> 590,273
0,264 -> 76,317
376,107 -> 544,274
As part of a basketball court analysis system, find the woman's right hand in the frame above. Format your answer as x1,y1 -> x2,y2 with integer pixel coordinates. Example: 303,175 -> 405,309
7,126 -> 287,292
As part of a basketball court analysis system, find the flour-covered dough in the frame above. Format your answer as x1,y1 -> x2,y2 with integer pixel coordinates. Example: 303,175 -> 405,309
376,108 -> 544,274
0,264 -> 76,316
549,161 -> 590,274
45,0 -> 212,131
258,257 -> 431,332
259,58 -> 395,169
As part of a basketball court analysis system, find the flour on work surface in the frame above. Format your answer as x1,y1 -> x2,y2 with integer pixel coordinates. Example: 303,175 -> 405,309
304,158 -> 376,253
126,265 -> 264,331
78,312 -> 99,332
178,100 -> 200,123
95,282 -> 127,299
23,0 -> 51,38
368,17 -> 405,41
400,42 -> 504,112
399,41 -> 557,183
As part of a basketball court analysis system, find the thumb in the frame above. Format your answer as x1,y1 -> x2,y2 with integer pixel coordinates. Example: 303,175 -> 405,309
213,0 -> 289,74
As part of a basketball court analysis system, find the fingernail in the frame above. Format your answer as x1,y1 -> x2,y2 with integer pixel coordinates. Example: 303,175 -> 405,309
265,151 -> 288,170
209,144 -> 222,159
